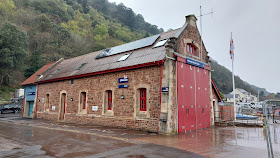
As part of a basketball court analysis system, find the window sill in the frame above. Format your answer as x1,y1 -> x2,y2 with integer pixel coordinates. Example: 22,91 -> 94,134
79,109 -> 87,114
103,110 -> 114,116
136,111 -> 149,118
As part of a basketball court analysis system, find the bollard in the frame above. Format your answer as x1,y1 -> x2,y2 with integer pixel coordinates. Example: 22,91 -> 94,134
262,118 -> 265,129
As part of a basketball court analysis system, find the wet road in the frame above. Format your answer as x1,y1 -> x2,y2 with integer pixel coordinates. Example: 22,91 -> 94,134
1,113 -> 280,158
135,125 -> 280,158
0,113 -> 204,158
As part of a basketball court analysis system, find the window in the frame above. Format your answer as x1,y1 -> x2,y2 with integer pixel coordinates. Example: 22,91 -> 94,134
140,88 -> 146,111
46,94 -> 50,110
80,92 -> 86,110
118,54 -> 131,62
107,90 -> 112,110
153,39 -> 168,48
187,43 -> 198,56
71,79 -> 74,84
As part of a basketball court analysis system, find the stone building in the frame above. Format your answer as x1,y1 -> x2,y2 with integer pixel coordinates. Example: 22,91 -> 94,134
33,15 -> 220,133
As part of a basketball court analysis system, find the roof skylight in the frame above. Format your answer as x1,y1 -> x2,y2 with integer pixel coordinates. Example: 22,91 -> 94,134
118,54 -> 131,62
153,39 -> 168,48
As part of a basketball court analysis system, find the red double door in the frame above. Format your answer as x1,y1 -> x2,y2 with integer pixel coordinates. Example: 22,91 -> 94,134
177,62 -> 210,133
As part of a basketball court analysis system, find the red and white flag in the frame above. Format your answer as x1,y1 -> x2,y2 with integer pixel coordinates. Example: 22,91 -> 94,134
230,38 -> 235,59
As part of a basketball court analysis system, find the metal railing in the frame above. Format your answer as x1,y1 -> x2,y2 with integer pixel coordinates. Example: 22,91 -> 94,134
215,103 -> 280,158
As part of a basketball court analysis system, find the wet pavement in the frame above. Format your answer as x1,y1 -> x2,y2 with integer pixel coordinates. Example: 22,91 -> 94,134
0,113 -> 279,158
0,113 -> 204,158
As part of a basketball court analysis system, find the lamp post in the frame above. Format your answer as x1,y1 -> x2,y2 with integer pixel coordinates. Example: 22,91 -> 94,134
258,90 -> 259,102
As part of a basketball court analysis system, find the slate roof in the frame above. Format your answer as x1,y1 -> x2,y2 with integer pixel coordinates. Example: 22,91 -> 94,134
37,28 -> 181,83
21,62 -> 55,86
237,88 -> 248,94
224,94 -> 240,99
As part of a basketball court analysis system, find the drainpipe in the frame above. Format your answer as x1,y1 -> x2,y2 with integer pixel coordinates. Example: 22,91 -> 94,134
158,62 -> 162,133
22,97 -> 25,117
35,84 -> 38,119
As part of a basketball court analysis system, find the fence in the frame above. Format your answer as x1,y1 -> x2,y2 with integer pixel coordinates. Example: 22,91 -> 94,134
215,103 -> 280,158
214,104 -> 280,126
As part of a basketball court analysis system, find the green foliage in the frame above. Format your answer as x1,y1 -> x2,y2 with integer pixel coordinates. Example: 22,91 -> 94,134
0,86 -> 14,100
25,0 -> 70,21
86,0 -> 164,34
275,93 -> 280,99
0,0 -> 16,19
0,22 -> 28,90
24,50 -> 44,78
219,92 -> 225,99
0,22 -> 28,71
61,10 -> 92,37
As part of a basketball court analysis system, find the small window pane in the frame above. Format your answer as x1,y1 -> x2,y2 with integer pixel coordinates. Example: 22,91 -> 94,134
118,54 -> 131,62
153,39 -> 168,48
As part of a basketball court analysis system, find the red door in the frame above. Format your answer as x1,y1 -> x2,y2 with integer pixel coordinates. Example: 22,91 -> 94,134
177,59 -> 210,133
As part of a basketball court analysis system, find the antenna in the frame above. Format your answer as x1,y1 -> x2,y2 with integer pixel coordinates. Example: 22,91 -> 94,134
199,1 -> 213,62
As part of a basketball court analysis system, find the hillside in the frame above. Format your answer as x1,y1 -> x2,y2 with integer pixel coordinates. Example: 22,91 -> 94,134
0,0 -> 163,99
0,0 -> 273,100
210,60 -> 270,96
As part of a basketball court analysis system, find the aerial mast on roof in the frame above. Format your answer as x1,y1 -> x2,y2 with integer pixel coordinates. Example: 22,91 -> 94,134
199,1 -> 213,62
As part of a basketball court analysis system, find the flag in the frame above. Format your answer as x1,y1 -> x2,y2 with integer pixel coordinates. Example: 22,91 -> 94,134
230,38 -> 235,59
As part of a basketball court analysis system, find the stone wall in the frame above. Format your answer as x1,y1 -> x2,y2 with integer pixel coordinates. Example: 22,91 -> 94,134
36,66 -> 162,132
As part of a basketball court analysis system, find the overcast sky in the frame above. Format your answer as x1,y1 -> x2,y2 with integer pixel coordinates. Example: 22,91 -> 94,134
108,0 -> 280,93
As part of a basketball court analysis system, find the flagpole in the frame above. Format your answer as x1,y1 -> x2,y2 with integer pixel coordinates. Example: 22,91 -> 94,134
231,32 -> 236,122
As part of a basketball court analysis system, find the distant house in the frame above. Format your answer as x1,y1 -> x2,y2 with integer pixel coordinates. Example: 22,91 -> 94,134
27,15 -> 222,133
224,94 -> 240,102
230,88 -> 257,102
20,62 -> 57,118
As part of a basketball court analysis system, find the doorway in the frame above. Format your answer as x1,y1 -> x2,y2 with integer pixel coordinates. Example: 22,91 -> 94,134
59,93 -> 66,121
28,101 -> 34,116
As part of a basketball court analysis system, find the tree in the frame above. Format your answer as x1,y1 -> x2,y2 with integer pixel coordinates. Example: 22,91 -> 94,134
275,92 -> 280,99
259,91 -> 265,101
0,22 -> 28,89
0,0 -> 16,20
24,50 -> 43,78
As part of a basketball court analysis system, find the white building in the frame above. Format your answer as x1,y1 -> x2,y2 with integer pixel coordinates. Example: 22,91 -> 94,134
230,88 -> 257,102
224,94 -> 240,102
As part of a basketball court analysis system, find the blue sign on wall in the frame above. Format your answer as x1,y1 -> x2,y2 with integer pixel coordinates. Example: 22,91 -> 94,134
27,92 -> 36,95
118,77 -> 129,83
186,58 -> 205,68
162,87 -> 169,92
118,85 -> 128,88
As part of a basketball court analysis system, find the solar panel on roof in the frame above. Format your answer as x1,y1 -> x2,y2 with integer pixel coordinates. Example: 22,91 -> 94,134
95,34 -> 160,59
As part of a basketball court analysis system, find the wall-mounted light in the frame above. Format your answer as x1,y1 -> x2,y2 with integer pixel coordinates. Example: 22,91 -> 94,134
192,40 -> 195,44
121,95 -> 125,99
71,98 -> 74,101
